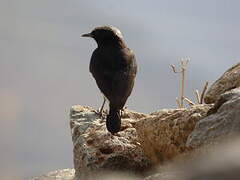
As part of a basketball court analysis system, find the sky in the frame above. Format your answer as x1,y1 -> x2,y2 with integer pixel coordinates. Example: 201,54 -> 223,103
1,0 -> 240,178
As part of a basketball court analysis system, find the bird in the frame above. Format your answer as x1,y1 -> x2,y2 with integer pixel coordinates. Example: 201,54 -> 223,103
81,26 -> 137,134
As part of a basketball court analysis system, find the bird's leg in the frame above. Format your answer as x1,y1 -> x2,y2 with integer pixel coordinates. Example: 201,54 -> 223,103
120,106 -> 128,118
120,109 -> 123,118
99,96 -> 106,117
122,106 -> 128,110
93,96 -> 107,119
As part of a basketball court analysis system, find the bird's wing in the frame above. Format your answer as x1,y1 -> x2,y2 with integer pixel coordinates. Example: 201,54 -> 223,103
109,49 -> 137,107
90,48 -> 137,108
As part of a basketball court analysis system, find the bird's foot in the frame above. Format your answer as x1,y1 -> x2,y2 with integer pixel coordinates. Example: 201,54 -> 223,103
122,106 -> 128,111
93,109 -> 107,120
120,106 -> 128,118
109,132 -> 120,137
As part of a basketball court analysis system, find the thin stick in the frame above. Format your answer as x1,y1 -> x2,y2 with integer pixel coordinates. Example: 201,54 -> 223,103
200,81 -> 209,104
195,90 -> 201,104
180,65 -> 185,108
180,59 -> 189,108
184,97 -> 195,106
170,64 -> 179,73
176,98 -> 181,108
170,58 -> 189,108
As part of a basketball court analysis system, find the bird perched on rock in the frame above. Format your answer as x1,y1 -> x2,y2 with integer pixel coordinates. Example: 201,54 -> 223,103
81,26 -> 137,134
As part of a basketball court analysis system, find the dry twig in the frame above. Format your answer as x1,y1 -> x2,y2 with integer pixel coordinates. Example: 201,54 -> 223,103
184,97 -> 195,106
176,98 -> 181,108
195,90 -> 201,104
200,81 -> 209,104
170,58 -> 190,108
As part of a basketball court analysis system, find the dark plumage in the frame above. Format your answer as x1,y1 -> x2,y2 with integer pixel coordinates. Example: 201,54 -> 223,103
82,26 -> 137,134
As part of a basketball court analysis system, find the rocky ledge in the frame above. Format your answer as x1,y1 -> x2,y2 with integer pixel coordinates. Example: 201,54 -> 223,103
69,106 -> 152,179
33,63 -> 240,180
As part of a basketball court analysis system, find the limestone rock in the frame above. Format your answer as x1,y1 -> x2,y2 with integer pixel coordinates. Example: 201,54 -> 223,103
187,88 -> 240,148
144,172 -> 182,180
183,138 -> 240,180
70,105 -> 151,179
30,169 -> 75,180
134,105 -> 212,165
144,138 -> 240,180
204,63 -> 240,104
90,172 -> 140,180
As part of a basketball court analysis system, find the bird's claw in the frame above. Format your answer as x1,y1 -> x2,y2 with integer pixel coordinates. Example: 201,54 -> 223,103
93,109 -> 107,120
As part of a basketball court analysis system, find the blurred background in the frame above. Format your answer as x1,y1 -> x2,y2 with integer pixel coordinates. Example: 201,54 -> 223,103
1,0 -> 239,179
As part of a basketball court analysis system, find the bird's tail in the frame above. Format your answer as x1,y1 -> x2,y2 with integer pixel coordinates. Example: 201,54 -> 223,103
106,105 -> 121,134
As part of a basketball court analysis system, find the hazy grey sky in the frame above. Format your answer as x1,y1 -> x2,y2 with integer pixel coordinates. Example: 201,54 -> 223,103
1,0 -> 239,178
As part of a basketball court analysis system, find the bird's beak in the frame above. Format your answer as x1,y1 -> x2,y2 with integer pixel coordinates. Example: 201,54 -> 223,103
81,33 -> 92,38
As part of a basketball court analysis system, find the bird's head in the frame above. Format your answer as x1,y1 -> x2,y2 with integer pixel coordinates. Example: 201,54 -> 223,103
81,26 -> 126,47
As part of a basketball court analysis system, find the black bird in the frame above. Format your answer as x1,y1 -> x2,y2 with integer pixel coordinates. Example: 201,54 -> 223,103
82,26 -> 137,134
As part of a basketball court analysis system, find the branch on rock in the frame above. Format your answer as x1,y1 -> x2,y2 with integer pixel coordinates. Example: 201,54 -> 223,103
195,90 -> 201,104
200,81 -> 209,104
184,97 -> 195,106
170,58 -> 190,108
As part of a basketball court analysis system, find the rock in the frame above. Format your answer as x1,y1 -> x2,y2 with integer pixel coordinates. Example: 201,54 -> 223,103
30,169 -> 75,180
134,105 -> 212,165
187,88 -> 240,148
183,138 -> 240,180
144,172 -> 183,180
204,63 -> 240,104
70,105 -> 152,179
90,172 -> 140,180
144,137 -> 240,180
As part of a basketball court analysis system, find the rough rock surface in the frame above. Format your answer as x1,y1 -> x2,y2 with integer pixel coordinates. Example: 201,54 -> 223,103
144,138 -> 240,180
30,169 -> 75,180
187,88 -> 240,148
204,63 -> 240,104
134,105 -> 212,165
70,105 -> 152,179
144,172 -> 183,180
89,172 -> 140,180
32,170 -> 140,180
183,138 -> 240,180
